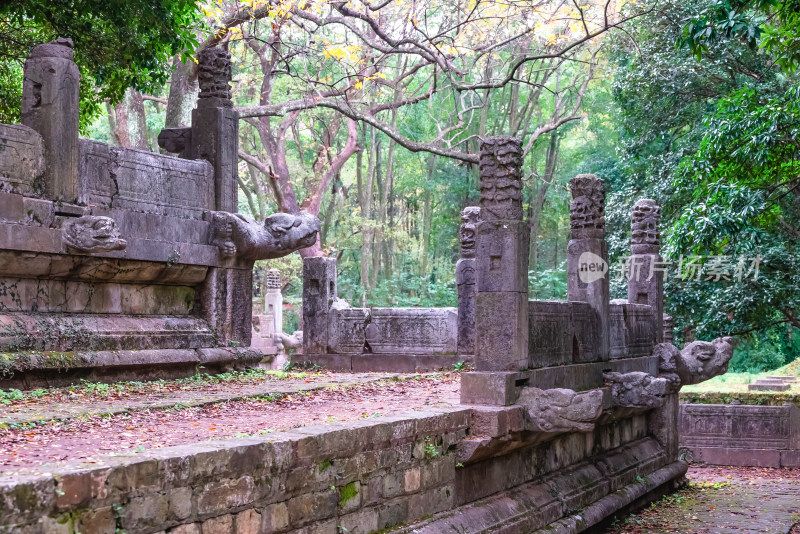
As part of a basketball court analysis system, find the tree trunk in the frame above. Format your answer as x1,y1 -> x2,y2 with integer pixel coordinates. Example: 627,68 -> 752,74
108,88 -> 149,150
419,154 -> 436,277
164,56 -> 198,128
529,133 -> 560,270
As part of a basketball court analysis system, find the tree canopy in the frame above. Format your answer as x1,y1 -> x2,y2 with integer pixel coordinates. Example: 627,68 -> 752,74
0,0 -> 202,127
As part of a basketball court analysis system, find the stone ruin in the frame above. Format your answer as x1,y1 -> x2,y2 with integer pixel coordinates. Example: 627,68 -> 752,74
0,40 -> 320,387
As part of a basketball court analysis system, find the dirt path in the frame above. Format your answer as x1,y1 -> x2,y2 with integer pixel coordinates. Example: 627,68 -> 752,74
0,371 -> 419,426
604,466 -> 800,533
0,373 -> 460,474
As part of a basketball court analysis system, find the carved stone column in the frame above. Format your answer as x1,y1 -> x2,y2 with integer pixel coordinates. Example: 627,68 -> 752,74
21,38 -> 80,202
265,268 -> 284,334
473,137 -> 529,372
303,257 -> 337,355
190,48 -> 239,212
566,174 -> 609,360
628,199 -> 664,343
456,207 -> 480,357
663,314 -> 674,345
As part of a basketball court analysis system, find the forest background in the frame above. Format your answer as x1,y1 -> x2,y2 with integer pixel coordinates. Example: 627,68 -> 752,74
3,0 -> 800,372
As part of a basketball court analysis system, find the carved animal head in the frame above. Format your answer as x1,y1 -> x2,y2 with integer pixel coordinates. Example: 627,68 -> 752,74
63,216 -> 127,253
264,211 -> 321,252
675,336 -> 736,385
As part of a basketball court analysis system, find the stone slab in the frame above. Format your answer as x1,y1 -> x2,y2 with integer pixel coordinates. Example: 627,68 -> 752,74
365,308 -> 457,355
680,403 -> 793,449
688,446 -> 782,467
0,124 -> 44,196
79,140 -> 214,219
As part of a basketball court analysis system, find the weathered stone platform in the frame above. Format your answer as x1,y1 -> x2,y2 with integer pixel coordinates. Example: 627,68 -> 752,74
0,403 -> 686,534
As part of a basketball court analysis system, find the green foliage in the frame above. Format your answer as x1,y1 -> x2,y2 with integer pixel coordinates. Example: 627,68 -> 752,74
0,0 -> 202,128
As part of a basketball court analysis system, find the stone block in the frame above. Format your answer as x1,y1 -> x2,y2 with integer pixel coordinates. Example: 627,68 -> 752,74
542,462 -> 609,514
475,292 -> 528,372
780,450 -> 800,467
196,477 -> 256,517
609,303 -> 627,359
0,124 -> 44,196
201,514 -> 234,534
567,237 -> 609,359
327,302 -> 369,354
172,524 -> 202,534
528,300 -> 572,368
169,487 -> 194,521
22,40 -> 80,202
337,509 -> 379,534
234,508 -> 262,534
365,307 -> 457,354
303,257 -> 337,354
376,499 -> 410,531
690,446 -> 782,467
627,253 -> 664,343
122,493 -> 169,531
263,502 -> 289,532
287,489 -> 337,526
460,372 -> 520,405
75,507 -> 116,534
190,105 -> 239,212
475,220 -> 529,293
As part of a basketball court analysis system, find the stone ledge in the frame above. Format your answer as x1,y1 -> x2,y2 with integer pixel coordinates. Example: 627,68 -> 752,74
0,347 -> 263,389
296,353 -> 467,373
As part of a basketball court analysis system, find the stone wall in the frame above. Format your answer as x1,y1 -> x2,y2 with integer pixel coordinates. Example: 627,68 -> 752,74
300,258 -> 461,372
679,403 -> 800,467
0,404 -> 688,534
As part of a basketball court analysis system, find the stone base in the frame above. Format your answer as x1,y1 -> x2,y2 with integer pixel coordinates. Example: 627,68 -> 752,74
0,347 -> 266,389
295,352 -> 469,373
682,447 -> 800,468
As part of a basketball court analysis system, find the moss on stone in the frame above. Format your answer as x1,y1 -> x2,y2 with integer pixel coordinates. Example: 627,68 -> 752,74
679,390 -> 800,407
319,458 -> 333,472
338,481 -> 358,508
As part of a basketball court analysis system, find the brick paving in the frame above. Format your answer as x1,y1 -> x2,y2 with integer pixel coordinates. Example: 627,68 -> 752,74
605,466 -> 800,533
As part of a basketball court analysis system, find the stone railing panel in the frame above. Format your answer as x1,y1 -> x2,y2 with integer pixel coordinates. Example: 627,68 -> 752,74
79,140 -> 214,219
365,308 -> 457,354
0,124 -> 45,197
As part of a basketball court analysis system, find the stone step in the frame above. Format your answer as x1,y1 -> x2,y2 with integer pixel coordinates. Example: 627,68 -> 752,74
748,383 -> 791,392
766,375 -> 798,382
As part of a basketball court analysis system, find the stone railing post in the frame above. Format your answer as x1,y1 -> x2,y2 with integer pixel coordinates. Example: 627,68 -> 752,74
566,174 -> 609,360
21,38 -> 79,202
190,48 -> 239,212
265,268 -> 284,334
303,257 -> 337,355
456,207 -> 480,358
473,137 -> 529,372
628,199 -> 664,343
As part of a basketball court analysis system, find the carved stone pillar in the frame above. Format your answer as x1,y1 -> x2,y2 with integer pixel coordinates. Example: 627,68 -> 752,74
566,174 -> 609,360
21,38 -> 80,202
265,268 -> 283,334
473,137 -> 529,372
456,207 -> 480,357
303,257 -> 337,355
628,199 -> 664,343
190,48 -> 239,212
663,314 -> 674,345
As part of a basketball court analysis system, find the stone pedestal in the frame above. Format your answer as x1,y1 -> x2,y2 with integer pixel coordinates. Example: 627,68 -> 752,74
628,199 -> 664,343
566,174 -> 609,361
21,38 -> 79,202
303,257 -> 337,354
